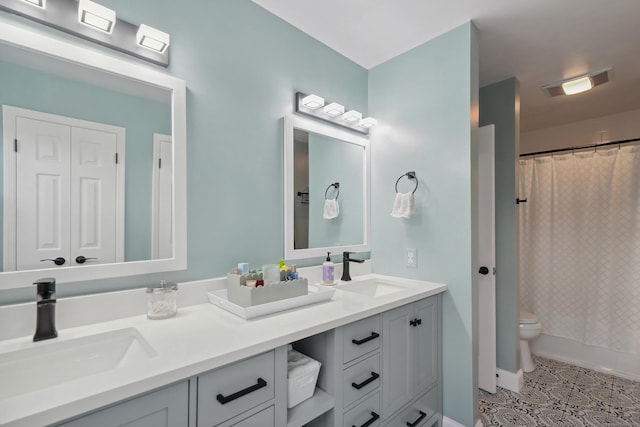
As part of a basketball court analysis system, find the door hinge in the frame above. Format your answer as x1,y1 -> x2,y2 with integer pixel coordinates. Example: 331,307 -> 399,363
115,153 -> 119,164
158,158 -> 162,169
14,138 -> 18,153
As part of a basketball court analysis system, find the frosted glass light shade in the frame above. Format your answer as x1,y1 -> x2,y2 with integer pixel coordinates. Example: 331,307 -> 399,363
21,0 -> 46,8
301,94 -> 324,109
342,110 -> 362,123
323,103 -> 345,117
562,76 -> 593,95
78,0 -> 116,33
137,24 -> 170,53
359,117 -> 378,128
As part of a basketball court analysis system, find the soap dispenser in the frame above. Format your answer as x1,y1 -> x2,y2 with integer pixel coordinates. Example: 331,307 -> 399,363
322,252 -> 334,285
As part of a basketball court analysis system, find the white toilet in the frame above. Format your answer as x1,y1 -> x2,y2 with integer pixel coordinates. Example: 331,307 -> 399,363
519,309 -> 542,373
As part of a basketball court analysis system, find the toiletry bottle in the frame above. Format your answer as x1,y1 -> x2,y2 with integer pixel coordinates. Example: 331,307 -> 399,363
323,252 -> 334,284
289,264 -> 299,280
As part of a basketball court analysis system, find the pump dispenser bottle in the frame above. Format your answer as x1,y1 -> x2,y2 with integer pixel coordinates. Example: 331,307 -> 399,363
322,252 -> 334,284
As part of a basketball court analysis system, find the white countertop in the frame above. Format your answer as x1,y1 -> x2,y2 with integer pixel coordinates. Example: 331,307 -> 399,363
0,272 -> 446,427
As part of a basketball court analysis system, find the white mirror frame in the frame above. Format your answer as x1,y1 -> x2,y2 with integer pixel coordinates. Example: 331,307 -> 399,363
0,19 -> 186,290
284,115 -> 370,260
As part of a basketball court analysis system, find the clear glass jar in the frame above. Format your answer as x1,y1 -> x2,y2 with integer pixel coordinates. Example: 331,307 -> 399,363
146,281 -> 178,320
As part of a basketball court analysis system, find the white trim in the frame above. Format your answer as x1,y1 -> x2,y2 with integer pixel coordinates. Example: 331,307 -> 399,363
284,114 -> 371,260
0,19 -> 187,289
496,368 -> 523,393
443,416 -> 478,427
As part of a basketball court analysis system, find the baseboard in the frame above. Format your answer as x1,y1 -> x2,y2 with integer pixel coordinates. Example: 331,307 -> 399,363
442,416 -> 483,427
443,416 -> 469,427
496,368 -> 523,393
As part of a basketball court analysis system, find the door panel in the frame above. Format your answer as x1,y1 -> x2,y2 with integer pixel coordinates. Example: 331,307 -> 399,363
414,298 -> 438,394
16,117 -> 71,270
382,304 -> 413,418
71,126 -> 117,266
478,124 -> 497,393
152,134 -> 173,259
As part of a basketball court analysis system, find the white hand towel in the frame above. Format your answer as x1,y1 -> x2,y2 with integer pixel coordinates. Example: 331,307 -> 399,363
390,192 -> 414,218
323,199 -> 339,219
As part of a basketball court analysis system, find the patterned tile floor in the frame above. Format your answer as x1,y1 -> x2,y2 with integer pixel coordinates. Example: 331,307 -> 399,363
479,356 -> 640,426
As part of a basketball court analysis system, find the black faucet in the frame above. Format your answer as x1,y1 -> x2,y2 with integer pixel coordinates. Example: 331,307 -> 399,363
341,252 -> 365,281
33,277 -> 57,342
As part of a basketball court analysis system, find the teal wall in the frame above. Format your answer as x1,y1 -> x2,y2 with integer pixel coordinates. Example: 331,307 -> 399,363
0,58 -> 171,265
0,0 -> 368,303
480,78 -> 521,373
308,133 -> 364,248
368,22 -> 479,427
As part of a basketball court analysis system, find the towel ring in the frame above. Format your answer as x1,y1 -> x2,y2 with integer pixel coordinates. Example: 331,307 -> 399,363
325,182 -> 340,200
395,171 -> 418,194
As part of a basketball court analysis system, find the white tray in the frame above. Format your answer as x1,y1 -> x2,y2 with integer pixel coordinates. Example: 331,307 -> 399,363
208,285 -> 335,319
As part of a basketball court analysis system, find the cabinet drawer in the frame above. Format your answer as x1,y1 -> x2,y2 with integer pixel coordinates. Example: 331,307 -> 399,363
219,405 -> 274,427
198,351 -> 275,426
344,353 -> 381,408
344,391 -> 380,427
343,315 -> 382,363
384,386 -> 439,427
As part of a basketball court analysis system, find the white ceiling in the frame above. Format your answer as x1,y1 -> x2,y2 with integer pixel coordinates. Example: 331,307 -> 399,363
252,0 -> 640,132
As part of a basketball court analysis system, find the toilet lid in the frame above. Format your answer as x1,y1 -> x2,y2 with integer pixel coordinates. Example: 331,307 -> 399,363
520,309 -> 538,324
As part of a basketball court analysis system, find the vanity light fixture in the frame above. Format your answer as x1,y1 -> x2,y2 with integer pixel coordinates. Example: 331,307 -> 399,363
342,110 -> 362,123
542,67 -> 613,97
0,0 -> 170,67
136,24 -> 170,53
324,102 -> 345,117
78,0 -> 116,34
295,92 -> 376,134
301,94 -> 325,109
359,117 -> 378,128
20,0 -> 45,8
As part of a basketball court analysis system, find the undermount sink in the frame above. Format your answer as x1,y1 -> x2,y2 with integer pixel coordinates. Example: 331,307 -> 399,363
0,327 -> 156,399
336,277 -> 418,297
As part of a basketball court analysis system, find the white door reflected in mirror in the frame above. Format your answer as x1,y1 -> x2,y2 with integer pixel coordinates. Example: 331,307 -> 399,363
5,106 -> 125,271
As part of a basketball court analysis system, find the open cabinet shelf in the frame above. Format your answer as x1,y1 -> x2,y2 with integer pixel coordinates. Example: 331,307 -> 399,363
286,387 -> 334,427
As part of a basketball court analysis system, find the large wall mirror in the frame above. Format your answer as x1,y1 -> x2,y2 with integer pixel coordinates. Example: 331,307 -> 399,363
284,115 -> 370,260
0,17 -> 186,290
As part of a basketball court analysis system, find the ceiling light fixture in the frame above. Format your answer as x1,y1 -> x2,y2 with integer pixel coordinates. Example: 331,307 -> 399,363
136,24 -> 170,53
542,67 -> 613,97
78,0 -> 116,34
561,76 -> 593,95
295,92 -> 375,134
21,0 -> 45,8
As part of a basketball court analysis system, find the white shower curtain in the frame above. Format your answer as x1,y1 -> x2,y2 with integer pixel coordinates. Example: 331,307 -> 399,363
519,146 -> 640,356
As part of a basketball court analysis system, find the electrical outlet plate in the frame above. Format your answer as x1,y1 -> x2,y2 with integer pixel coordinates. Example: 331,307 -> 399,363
406,248 -> 417,268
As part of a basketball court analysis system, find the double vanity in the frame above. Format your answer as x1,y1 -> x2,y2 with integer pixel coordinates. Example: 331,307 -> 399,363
0,268 -> 446,427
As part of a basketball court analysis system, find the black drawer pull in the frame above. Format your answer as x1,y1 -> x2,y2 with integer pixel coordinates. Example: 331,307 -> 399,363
216,378 -> 267,404
352,332 -> 380,345
353,411 -> 380,427
352,371 -> 379,390
406,410 -> 427,427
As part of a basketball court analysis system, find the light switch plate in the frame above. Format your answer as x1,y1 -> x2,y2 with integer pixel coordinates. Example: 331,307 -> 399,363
406,248 -> 417,268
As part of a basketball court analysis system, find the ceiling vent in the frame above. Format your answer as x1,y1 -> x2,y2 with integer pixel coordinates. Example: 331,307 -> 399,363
542,67 -> 613,97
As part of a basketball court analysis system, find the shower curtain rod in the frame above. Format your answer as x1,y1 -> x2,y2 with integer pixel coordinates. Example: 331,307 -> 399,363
520,137 -> 640,157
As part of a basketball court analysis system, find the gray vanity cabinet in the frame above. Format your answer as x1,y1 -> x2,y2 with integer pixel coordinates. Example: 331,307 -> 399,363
57,381 -> 189,427
382,296 -> 440,422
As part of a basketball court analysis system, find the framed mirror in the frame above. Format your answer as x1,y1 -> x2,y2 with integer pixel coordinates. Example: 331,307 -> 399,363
0,18 -> 186,290
284,115 -> 370,260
